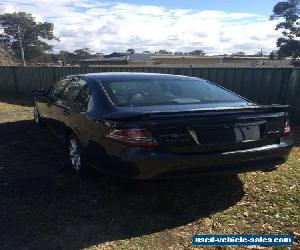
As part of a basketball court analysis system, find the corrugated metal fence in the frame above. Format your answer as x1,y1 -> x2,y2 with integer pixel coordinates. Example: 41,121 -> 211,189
0,66 -> 299,123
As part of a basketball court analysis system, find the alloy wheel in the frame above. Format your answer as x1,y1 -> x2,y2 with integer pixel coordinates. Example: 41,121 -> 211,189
69,138 -> 81,172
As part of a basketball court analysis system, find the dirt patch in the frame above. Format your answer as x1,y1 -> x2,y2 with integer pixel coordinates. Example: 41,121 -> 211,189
0,46 -> 17,66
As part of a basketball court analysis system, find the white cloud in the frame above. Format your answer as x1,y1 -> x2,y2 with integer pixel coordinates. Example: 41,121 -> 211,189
0,0 -> 281,54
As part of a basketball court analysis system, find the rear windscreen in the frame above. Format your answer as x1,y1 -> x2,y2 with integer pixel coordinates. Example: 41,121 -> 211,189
100,78 -> 244,107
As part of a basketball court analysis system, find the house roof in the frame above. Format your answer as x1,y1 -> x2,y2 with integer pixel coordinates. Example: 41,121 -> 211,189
77,53 -> 156,62
151,55 -> 270,60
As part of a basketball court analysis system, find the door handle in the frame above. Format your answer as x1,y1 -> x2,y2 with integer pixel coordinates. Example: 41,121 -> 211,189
63,109 -> 70,116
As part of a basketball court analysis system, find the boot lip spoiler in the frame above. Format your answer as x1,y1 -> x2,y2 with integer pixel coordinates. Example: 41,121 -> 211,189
102,104 -> 290,120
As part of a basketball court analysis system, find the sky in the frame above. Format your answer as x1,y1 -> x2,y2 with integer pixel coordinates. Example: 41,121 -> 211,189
117,0 -> 280,15
0,0 -> 282,55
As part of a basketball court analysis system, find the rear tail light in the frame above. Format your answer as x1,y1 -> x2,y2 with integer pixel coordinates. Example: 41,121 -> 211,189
106,128 -> 160,147
282,118 -> 291,136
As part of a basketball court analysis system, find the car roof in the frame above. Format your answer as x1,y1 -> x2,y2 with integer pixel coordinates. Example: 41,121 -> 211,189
80,72 -> 201,81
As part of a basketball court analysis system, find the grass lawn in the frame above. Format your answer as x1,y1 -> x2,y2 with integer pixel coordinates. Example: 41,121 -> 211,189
0,97 -> 299,250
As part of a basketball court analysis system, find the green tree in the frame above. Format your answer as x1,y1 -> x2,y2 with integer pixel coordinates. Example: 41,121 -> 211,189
156,49 -> 172,54
0,12 -> 58,65
231,52 -> 246,56
189,50 -> 206,56
57,50 -> 77,65
269,51 -> 277,60
74,48 -> 93,60
127,48 -> 135,54
270,0 -> 300,60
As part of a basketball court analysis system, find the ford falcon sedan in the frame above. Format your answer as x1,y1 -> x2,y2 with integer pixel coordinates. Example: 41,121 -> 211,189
32,73 -> 293,179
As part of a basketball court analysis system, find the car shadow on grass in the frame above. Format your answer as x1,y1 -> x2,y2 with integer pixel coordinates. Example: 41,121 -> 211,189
0,120 -> 245,250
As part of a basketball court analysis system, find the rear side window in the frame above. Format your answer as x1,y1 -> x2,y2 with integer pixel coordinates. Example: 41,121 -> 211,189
60,79 -> 86,102
75,81 -> 91,112
48,79 -> 70,99
100,78 -> 243,107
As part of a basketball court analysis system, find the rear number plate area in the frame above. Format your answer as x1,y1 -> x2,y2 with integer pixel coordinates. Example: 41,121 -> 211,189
192,122 -> 265,145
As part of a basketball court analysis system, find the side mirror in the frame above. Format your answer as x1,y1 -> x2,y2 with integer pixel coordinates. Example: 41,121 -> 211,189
32,89 -> 47,97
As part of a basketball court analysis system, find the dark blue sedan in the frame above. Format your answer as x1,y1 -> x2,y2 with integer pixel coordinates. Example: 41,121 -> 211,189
32,73 -> 293,179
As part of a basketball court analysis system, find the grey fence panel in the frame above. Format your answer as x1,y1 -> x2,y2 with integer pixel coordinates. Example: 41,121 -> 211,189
232,68 -> 244,95
2,67 -> 13,92
0,66 -> 299,123
285,69 -> 300,122
215,68 -> 225,86
200,68 -> 210,81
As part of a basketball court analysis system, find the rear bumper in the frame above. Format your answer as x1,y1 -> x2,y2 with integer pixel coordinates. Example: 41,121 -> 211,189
100,136 -> 294,179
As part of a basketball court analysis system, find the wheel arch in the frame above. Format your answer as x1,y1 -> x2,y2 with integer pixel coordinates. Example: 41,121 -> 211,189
65,127 -> 74,142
